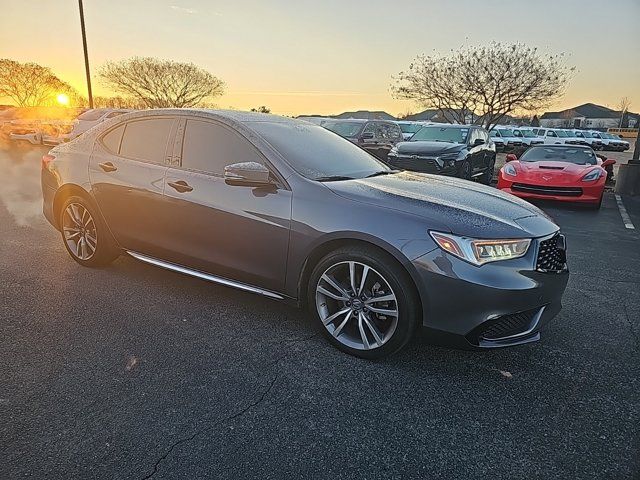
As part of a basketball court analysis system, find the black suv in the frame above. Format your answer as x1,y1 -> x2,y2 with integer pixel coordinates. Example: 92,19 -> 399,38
323,119 -> 403,161
385,124 -> 496,184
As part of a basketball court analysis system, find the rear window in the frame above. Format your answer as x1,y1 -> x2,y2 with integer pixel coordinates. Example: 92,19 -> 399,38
77,110 -> 107,121
520,147 -> 597,165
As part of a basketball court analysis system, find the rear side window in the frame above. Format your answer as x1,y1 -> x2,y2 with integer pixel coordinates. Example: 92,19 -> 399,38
120,118 -> 174,163
181,119 -> 262,175
101,124 -> 124,153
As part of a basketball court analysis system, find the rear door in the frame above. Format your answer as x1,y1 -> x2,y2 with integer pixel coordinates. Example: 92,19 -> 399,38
160,118 -> 292,292
89,116 -> 177,254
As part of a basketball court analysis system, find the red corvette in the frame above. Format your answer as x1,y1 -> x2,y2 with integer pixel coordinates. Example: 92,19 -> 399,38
497,145 -> 615,209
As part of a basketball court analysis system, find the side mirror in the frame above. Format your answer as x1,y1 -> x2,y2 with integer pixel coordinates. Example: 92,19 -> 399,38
361,132 -> 374,140
601,159 -> 616,167
505,154 -> 518,162
472,138 -> 485,146
224,162 -> 273,187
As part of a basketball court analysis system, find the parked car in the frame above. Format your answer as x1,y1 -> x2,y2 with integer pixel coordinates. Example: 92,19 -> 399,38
494,127 -> 524,151
41,110 -> 568,358
497,145 -> 612,209
569,130 -> 603,150
512,128 -> 545,147
488,129 -> 505,152
41,121 -> 74,146
69,108 -> 131,139
395,121 -> 428,140
588,131 -> 628,151
385,124 -> 496,184
532,128 -> 572,145
8,119 -> 42,144
323,119 -> 403,160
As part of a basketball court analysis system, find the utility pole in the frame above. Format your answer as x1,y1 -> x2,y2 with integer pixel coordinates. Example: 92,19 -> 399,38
78,0 -> 93,108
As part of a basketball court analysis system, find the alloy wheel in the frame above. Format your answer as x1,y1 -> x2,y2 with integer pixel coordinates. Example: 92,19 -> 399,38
62,203 -> 97,261
315,261 -> 399,351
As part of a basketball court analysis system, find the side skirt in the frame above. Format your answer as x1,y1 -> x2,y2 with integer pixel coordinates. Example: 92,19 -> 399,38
127,251 -> 285,301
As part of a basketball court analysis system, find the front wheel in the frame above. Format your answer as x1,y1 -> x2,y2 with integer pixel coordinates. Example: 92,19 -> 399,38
479,157 -> 496,185
59,196 -> 119,267
459,159 -> 472,180
308,246 -> 419,359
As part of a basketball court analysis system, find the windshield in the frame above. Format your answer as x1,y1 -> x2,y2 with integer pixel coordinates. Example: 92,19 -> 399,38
323,121 -> 362,138
555,130 -> 570,137
520,146 -> 597,165
603,133 -> 618,139
249,121 -> 390,181
411,126 -> 469,144
397,122 -> 423,134
489,130 -> 499,137
498,128 -> 515,137
519,130 -> 536,138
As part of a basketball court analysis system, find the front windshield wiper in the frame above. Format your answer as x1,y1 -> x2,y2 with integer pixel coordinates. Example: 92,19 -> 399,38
315,175 -> 356,182
364,170 -> 399,178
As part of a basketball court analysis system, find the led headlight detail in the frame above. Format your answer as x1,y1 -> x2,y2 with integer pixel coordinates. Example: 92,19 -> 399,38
430,231 -> 531,266
582,169 -> 601,182
503,163 -> 517,176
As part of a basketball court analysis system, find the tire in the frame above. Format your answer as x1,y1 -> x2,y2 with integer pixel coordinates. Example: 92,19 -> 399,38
479,157 -> 496,185
59,195 -> 119,267
459,159 -> 472,180
307,245 -> 420,359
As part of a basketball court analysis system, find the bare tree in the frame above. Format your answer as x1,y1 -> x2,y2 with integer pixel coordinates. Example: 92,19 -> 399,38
93,95 -> 147,109
617,96 -> 631,127
392,43 -> 574,130
0,59 -> 80,107
98,57 -> 225,108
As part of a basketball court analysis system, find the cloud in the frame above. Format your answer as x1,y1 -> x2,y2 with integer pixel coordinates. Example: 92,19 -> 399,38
170,5 -> 196,15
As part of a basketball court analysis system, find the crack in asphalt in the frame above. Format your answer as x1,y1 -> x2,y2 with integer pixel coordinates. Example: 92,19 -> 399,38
140,333 -> 317,480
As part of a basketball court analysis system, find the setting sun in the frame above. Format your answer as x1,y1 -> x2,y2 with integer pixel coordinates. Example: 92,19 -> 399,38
56,93 -> 69,106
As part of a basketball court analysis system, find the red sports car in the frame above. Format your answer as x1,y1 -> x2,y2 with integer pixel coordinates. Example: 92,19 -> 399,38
497,145 -> 615,209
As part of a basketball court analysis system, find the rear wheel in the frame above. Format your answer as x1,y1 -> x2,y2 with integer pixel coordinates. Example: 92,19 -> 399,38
308,246 -> 419,359
59,196 -> 119,267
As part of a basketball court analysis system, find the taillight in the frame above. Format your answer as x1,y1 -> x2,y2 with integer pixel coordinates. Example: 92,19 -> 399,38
42,154 -> 55,170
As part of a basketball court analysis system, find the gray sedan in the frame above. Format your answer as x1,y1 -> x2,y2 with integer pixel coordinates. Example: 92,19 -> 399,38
41,110 -> 569,358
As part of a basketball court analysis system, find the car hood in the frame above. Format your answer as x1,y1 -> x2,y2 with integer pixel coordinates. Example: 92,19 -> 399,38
514,161 -> 600,183
326,171 -> 558,238
395,141 -> 464,155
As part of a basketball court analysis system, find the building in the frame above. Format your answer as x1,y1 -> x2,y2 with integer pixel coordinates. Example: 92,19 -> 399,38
539,103 -> 639,129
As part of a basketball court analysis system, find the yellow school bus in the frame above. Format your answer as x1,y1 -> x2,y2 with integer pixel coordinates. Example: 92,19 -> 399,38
607,128 -> 638,139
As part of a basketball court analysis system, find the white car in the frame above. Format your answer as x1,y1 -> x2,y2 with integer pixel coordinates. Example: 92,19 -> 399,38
532,128 -> 574,145
8,119 -> 42,145
493,127 -> 524,150
41,121 -> 74,146
512,128 -> 544,147
567,130 -> 603,150
395,121 -> 431,140
589,131 -> 629,151
69,108 -> 131,139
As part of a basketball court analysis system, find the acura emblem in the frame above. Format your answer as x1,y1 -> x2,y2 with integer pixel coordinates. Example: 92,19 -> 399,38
411,155 -> 419,160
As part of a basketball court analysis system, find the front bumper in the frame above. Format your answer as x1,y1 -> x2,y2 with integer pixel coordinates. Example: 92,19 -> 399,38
497,176 -> 605,204
411,235 -> 568,348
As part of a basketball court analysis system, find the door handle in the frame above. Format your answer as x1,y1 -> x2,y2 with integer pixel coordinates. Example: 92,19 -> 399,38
168,180 -> 193,193
98,162 -> 117,172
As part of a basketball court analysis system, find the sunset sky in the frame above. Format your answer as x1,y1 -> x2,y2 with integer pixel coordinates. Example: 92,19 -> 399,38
1,0 -> 639,116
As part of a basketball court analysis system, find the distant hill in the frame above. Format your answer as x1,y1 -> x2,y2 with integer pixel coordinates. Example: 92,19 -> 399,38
298,110 -> 397,121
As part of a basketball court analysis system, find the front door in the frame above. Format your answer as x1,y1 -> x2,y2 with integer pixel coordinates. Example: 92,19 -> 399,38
160,118 -> 292,293
89,117 -> 177,254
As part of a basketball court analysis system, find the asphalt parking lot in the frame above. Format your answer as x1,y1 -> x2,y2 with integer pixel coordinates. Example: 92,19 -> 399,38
1,144 -> 639,479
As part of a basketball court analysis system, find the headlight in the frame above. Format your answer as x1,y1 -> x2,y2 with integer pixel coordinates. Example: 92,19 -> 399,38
582,169 -> 602,182
430,231 -> 531,266
503,163 -> 517,176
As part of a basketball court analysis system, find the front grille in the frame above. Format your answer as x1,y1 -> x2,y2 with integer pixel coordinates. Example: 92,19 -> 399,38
479,308 -> 540,341
512,183 -> 583,197
536,233 -> 566,272
387,156 -> 439,173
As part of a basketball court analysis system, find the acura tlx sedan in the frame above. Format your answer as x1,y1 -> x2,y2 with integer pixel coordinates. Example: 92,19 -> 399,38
41,110 -> 569,359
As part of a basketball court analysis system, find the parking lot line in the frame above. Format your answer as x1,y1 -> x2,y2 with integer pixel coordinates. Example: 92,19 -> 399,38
615,194 -> 635,229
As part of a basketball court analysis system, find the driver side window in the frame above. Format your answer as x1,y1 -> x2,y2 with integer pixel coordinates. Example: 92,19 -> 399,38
548,131 -> 557,137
